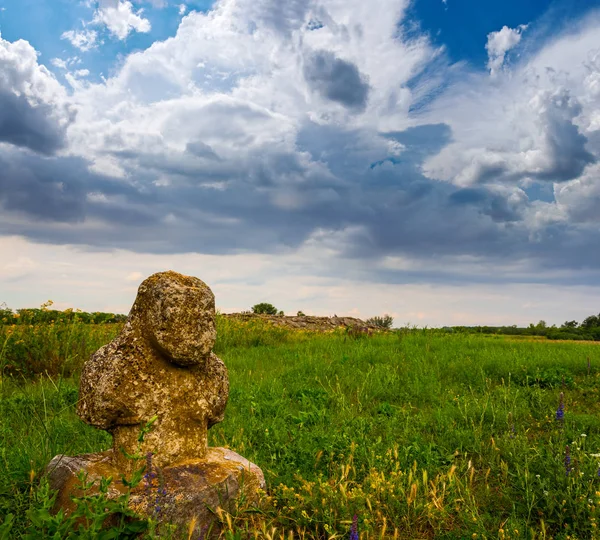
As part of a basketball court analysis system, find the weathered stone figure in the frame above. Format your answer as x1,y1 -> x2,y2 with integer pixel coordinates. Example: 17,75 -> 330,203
47,271 -> 264,533
77,271 -> 228,472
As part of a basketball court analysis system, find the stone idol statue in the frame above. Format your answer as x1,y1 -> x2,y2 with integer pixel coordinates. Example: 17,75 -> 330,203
47,271 -> 264,534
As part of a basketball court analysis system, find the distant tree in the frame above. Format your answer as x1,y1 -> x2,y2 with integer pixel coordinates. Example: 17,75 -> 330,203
278,310 -> 284,316
561,320 -> 579,329
582,315 -> 600,329
366,314 -> 394,329
251,303 -> 279,315
297,311 -> 306,317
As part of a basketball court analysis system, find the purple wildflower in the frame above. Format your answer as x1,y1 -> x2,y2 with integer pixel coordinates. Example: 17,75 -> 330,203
155,486 -> 167,516
154,467 -> 167,517
510,424 -> 516,439
556,392 -> 565,423
144,452 -> 156,499
565,445 -> 572,476
350,514 -> 359,540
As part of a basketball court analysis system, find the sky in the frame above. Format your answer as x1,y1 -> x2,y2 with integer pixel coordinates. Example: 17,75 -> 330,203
1,0 -> 600,326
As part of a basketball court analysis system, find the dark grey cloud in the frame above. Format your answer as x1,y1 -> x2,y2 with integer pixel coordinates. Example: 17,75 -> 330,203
449,188 -> 488,205
3,118 -> 600,285
0,148 -> 162,225
0,89 -> 67,155
461,90 -> 596,186
303,50 -> 370,111
185,141 -> 222,161
532,91 -> 595,182
450,187 -> 525,222
383,123 -> 452,161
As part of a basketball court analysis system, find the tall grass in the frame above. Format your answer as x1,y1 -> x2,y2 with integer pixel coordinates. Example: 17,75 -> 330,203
2,320 -> 600,538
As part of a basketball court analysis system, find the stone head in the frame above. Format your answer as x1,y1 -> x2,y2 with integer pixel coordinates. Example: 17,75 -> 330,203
128,271 -> 216,366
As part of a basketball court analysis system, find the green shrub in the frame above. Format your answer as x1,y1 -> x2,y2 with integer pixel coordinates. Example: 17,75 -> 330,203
251,303 -> 279,315
366,314 -> 394,329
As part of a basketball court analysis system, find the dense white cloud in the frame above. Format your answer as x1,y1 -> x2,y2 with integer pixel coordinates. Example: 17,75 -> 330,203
0,35 -> 71,153
423,14 -> 600,205
486,24 -> 527,76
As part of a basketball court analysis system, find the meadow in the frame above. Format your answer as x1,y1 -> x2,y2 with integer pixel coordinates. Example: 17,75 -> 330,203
1,314 -> 600,539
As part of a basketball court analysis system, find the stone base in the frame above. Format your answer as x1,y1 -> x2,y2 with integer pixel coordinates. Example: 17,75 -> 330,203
46,447 -> 265,535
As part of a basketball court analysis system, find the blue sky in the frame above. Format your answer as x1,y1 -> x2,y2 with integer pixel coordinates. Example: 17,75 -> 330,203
0,0 -> 214,81
1,0 -> 595,79
1,0 -> 600,325
410,0 -> 595,66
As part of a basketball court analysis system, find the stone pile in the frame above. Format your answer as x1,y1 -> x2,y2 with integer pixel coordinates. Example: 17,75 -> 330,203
223,313 -> 379,333
47,271 -> 264,535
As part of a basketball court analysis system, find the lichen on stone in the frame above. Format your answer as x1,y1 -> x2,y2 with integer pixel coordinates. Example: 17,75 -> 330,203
77,271 -> 228,470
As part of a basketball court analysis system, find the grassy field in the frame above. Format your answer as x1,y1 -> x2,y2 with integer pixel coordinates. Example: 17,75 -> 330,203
2,317 -> 600,538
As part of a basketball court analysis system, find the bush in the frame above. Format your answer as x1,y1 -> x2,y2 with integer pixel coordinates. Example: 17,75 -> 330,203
251,303 -> 279,315
366,314 -> 394,329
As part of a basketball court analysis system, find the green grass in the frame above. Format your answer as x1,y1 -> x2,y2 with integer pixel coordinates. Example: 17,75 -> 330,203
2,319 -> 600,538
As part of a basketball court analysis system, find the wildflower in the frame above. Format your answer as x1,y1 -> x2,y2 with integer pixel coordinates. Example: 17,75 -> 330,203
556,392 -> 565,423
510,424 -> 516,439
144,452 -> 155,493
154,466 -> 167,517
350,514 -> 359,540
155,486 -> 167,516
565,445 -> 572,476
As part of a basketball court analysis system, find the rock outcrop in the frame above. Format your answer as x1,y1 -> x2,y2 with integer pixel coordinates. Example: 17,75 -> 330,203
47,271 -> 264,534
223,313 -> 378,333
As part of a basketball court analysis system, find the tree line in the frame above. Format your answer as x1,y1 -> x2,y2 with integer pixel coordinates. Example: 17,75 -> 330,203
3,299 -> 599,340
450,312 -> 600,341
0,304 -> 127,325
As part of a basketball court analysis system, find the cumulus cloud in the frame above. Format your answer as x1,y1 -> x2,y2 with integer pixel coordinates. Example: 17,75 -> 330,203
93,0 -> 151,39
0,36 -> 71,154
555,163 -> 600,223
486,24 -> 527,76
423,16 -> 600,195
424,86 -> 595,186
2,0 -> 600,297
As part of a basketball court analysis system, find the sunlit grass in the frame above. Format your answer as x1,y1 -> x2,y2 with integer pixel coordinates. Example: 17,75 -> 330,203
2,319 -> 600,538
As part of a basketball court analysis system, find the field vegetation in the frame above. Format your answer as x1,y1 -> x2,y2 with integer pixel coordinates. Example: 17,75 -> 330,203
1,307 -> 600,538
